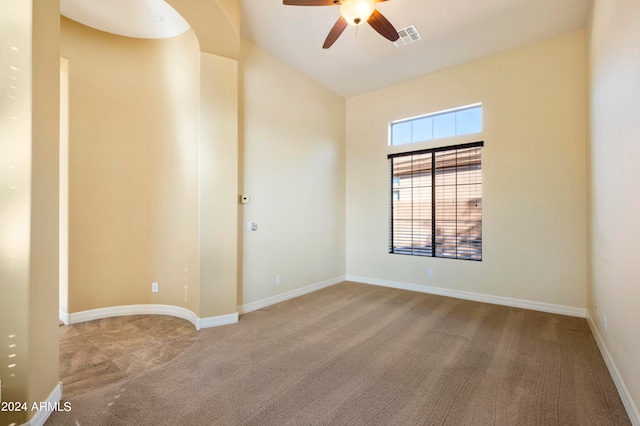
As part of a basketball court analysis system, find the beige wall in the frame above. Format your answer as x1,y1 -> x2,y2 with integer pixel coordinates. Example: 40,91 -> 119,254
0,0 -> 60,423
199,53 -> 239,318
168,0 -> 240,59
59,58 -> 69,317
346,30 -> 588,309
1,5 -> 32,422
61,18 -> 201,313
239,39 -> 346,306
588,0 -> 640,417
29,0 -> 62,414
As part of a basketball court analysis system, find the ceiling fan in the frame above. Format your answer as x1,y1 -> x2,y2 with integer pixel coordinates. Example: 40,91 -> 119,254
283,0 -> 400,49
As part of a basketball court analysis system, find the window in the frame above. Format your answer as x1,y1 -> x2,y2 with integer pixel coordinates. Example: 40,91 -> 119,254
390,104 -> 482,146
389,142 -> 483,260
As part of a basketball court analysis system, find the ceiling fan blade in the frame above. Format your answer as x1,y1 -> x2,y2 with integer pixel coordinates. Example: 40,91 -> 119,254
367,9 -> 399,42
283,0 -> 338,5
323,16 -> 348,49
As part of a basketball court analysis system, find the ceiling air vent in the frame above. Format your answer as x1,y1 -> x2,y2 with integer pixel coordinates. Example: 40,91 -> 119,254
394,25 -> 422,47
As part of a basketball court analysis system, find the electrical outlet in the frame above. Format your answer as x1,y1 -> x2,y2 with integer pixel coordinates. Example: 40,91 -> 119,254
276,275 -> 282,284
152,282 -> 159,293
428,269 -> 433,278
603,314 -> 608,332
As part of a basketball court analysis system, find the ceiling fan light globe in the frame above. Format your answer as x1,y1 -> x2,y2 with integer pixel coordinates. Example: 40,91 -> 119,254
340,0 -> 375,26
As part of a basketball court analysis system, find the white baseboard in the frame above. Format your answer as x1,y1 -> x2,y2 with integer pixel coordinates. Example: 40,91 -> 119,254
69,304 -> 200,329
238,276 -> 345,315
27,381 -> 63,426
67,305 -> 239,331
586,312 -> 640,426
59,309 -> 69,326
198,312 -> 239,329
346,275 -> 587,318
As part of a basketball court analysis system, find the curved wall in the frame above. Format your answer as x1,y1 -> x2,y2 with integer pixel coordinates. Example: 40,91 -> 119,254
62,17 -> 201,314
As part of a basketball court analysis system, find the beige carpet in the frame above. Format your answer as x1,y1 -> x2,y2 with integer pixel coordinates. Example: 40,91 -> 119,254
46,282 -> 630,425
58,314 -> 198,398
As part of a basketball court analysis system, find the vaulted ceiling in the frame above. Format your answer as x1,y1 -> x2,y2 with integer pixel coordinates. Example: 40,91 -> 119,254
60,0 -> 590,98
240,0 -> 590,97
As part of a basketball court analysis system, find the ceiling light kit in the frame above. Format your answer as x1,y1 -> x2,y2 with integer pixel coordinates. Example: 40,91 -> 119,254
340,0 -> 375,25
283,0 -> 400,48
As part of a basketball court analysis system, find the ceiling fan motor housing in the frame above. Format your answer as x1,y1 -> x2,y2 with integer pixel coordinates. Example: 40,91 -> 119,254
282,0 -> 399,49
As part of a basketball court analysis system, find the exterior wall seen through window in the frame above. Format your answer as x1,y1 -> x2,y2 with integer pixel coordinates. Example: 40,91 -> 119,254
389,143 -> 483,261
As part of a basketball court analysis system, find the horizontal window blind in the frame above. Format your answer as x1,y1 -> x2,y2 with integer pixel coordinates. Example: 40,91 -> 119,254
389,142 -> 483,261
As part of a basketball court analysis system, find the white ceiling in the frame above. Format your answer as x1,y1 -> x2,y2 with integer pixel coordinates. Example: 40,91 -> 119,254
59,0 -> 590,98
60,0 -> 190,39
240,0 -> 590,98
